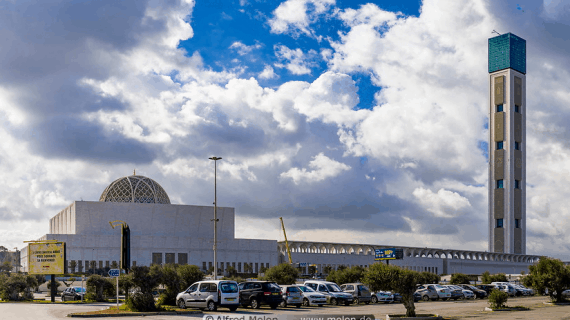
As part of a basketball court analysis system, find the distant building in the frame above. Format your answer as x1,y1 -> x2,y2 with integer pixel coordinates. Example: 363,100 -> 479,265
0,249 -> 20,272
488,33 -> 527,254
20,174 -> 278,274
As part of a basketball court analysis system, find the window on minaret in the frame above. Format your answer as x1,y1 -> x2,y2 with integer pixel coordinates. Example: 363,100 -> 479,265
496,219 -> 504,228
497,141 -> 503,149
515,219 -> 520,228
496,104 -> 503,112
496,180 -> 504,188
515,180 -> 520,189
515,142 -> 520,150
515,105 -> 520,113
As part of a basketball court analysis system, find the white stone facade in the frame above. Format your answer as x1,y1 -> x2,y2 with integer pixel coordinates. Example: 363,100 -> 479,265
21,201 -> 278,274
278,241 -> 540,275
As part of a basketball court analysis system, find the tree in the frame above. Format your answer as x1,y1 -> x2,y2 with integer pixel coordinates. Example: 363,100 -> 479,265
488,289 -> 508,309
244,263 -> 253,274
69,261 -> 77,273
523,257 -> 570,302
490,273 -> 508,283
450,273 -> 471,285
0,273 -> 38,300
326,266 -> 365,284
263,263 -> 299,285
86,275 -> 114,302
323,266 -> 333,274
227,265 -> 238,277
110,261 -> 118,269
481,271 -> 491,284
177,264 -> 204,290
418,271 -> 439,284
363,262 -> 428,317
0,261 -> 12,274
126,266 -> 162,311
0,246 -> 7,252
119,273 -> 134,300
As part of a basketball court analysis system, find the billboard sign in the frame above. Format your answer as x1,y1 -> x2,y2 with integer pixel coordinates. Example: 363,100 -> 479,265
374,248 -> 403,260
28,242 -> 65,275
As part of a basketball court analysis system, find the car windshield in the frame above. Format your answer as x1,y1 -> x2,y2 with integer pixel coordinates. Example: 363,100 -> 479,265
298,286 -> 315,293
220,282 -> 238,293
326,284 -> 342,292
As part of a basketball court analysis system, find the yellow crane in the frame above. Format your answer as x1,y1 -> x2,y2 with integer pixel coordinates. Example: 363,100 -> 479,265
279,217 -> 293,264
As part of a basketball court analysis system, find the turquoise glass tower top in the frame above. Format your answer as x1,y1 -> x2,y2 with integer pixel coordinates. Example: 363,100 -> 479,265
488,33 -> 526,74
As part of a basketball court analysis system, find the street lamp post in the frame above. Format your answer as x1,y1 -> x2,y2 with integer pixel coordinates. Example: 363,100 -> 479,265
209,156 -> 222,280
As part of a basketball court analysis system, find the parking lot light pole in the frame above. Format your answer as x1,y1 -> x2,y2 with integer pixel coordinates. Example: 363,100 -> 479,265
209,157 -> 222,280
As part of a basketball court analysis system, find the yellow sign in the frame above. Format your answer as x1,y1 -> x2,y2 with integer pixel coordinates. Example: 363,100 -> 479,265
28,242 -> 65,275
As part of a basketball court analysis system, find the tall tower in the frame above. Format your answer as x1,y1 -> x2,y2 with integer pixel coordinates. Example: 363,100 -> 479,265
488,33 -> 526,254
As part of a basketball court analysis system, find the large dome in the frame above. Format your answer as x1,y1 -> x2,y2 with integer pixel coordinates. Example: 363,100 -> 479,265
99,174 -> 171,204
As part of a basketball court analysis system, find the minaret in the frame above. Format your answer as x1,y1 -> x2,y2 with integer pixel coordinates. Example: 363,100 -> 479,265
488,33 -> 526,254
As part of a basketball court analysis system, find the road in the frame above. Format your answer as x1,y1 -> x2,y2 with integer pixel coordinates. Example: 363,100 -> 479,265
2,296 -> 570,319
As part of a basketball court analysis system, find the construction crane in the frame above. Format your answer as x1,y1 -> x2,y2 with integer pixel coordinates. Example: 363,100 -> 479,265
279,217 -> 293,264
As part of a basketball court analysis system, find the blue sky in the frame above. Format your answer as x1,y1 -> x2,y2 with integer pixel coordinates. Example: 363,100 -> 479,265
1,0 -> 570,260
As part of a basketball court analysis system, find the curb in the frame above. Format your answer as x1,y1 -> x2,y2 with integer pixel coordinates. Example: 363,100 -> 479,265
68,310 -> 202,317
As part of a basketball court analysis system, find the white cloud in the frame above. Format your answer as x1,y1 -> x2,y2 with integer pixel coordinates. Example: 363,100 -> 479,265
229,41 -> 262,56
258,65 -> 278,79
280,152 -> 351,184
413,187 -> 471,218
274,45 -> 318,75
268,0 -> 335,37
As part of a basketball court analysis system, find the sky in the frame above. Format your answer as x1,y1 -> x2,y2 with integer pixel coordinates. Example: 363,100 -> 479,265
1,0 -> 570,260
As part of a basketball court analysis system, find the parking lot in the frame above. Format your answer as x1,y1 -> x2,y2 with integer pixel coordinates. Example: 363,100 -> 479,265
3,294 -> 570,320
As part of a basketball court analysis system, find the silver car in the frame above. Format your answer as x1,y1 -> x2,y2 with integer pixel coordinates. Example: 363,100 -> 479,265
279,285 -> 302,308
176,280 -> 239,311
296,285 -> 327,306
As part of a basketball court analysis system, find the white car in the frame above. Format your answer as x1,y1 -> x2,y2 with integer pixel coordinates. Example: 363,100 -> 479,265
296,285 -> 327,306
454,286 -> 475,299
304,280 -> 354,305
176,280 -> 239,311
417,284 -> 451,300
371,291 -> 394,304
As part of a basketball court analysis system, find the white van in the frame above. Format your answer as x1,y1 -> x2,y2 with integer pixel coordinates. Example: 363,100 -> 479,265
304,280 -> 353,305
176,280 -> 239,311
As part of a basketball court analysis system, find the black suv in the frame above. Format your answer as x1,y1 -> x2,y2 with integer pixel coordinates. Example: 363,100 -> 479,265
476,284 -> 496,295
238,281 -> 283,309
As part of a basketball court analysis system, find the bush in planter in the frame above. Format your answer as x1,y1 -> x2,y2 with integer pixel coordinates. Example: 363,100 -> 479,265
488,289 -> 508,309
126,292 -> 157,312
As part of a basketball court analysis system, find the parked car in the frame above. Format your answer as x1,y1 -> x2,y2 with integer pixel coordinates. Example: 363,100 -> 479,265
296,285 -> 327,306
340,283 -> 372,304
176,280 -> 239,311
371,291 -> 393,304
279,285 -> 302,308
516,285 -> 534,296
416,284 -> 450,301
443,285 -> 464,300
475,284 -> 497,295
457,284 -> 487,299
495,284 -> 517,297
61,287 -> 85,301
304,280 -> 353,305
238,281 -> 283,309
512,284 -> 532,296
450,285 -> 475,299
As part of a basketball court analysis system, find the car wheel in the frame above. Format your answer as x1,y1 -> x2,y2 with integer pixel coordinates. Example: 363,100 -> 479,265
207,300 -> 217,311
280,300 -> 287,308
270,304 -> 278,309
330,298 -> 337,305
371,296 -> 378,304
251,298 -> 260,309
303,298 -> 310,307
353,298 -> 359,305
422,295 -> 429,302
178,299 -> 186,309
228,306 -> 238,312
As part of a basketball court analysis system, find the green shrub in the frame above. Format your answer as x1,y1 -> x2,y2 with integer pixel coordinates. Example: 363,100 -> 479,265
126,292 -> 157,312
488,289 -> 508,309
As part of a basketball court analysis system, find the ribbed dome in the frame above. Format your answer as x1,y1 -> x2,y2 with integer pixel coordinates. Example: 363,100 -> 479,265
99,175 -> 170,204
